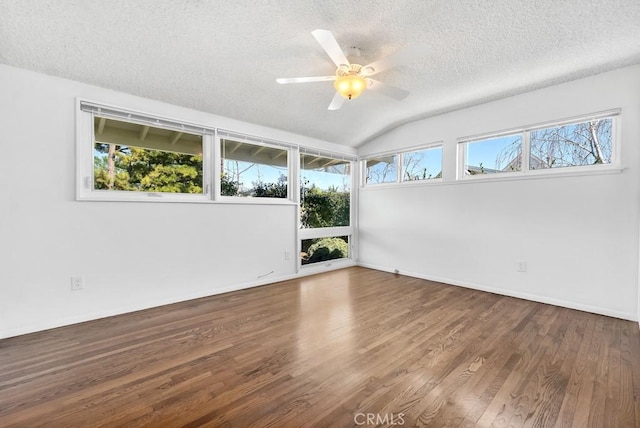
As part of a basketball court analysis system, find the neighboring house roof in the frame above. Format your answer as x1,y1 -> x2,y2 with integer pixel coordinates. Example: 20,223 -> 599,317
501,153 -> 547,171
465,154 -> 547,175
465,165 -> 501,175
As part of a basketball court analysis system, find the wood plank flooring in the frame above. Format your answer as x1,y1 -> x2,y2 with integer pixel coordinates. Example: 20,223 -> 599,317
1,267 -> 639,427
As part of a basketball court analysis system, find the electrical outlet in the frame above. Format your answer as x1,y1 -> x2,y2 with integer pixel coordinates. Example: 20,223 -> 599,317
70,276 -> 84,291
516,261 -> 527,272
284,251 -> 290,260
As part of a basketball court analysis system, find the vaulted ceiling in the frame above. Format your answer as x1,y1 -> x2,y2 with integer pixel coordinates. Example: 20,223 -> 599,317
1,1 -> 639,147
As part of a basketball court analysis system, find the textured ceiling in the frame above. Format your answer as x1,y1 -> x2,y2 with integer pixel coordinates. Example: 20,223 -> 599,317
1,1 -> 639,147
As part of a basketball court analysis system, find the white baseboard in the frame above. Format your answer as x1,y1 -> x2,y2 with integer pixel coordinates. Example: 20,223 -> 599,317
357,262 -> 638,322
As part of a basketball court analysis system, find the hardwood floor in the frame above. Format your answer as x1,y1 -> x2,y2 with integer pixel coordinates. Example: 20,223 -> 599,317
1,267 -> 639,427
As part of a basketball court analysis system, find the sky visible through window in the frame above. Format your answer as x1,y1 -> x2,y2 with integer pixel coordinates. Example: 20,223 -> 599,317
403,147 -> 442,180
227,161 -> 350,191
466,135 -> 522,171
366,155 -> 397,184
224,160 -> 286,187
302,169 -> 350,190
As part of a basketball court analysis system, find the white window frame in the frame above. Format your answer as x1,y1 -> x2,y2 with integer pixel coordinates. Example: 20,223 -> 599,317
361,142 -> 444,187
457,110 -> 622,181
76,101 -> 304,205
400,143 -> 444,184
298,149 -> 357,270
457,130 -> 526,180
299,233 -> 353,269
361,153 -> 400,186
76,99 -> 214,202
215,130 -> 297,205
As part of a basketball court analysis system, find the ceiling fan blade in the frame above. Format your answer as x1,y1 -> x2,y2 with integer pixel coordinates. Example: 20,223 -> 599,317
276,76 -> 336,84
361,45 -> 427,76
367,78 -> 410,100
328,92 -> 345,110
311,29 -> 350,68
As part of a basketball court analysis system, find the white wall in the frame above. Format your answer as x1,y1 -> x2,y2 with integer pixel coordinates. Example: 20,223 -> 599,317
0,65 -> 356,339
2,63 -> 637,339
358,65 -> 640,321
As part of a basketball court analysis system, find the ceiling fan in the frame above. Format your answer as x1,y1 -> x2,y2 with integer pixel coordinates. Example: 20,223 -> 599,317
276,29 -> 420,110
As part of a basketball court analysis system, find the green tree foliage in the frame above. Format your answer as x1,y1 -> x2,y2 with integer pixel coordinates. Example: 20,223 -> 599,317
253,174 -> 288,198
300,180 -> 349,228
299,179 -> 350,264
220,173 -> 240,196
304,237 -> 349,264
220,171 -> 288,198
94,144 -> 203,193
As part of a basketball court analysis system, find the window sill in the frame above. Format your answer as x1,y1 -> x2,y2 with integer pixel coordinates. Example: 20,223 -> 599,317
360,166 -> 624,189
456,164 -> 624,184
298,257 -> 355,273
361,178 -> 443,190
77,192 -> 297,206
212,197 -> 297,206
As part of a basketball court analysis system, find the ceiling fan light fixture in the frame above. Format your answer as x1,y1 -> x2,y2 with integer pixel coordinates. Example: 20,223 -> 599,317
334,74 -> 367,100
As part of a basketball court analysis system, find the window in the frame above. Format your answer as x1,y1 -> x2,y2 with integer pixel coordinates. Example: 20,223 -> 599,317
365,155 -> 398,184
78,102 -> 300,204
401,146 -> 443,181
77,101 -> 212,201
301,236 -> 350,265
93,117 -> 204,193
459,112 -> 618,179
300,154 -> 351,228
529,118 -> 613,170
220,139 -> 289,199
362,144 -> 442,186
299,150 -> 355,267
462,133 -> 523,176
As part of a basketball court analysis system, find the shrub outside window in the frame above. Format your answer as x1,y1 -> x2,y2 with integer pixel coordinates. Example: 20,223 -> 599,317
301,236 -> 350,265
300,154 -> 351,228
299,151 -> 354,267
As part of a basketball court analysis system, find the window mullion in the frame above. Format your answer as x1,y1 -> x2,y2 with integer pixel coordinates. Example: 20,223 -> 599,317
522,131 -> 530,173
291,146 -> 300,203
456,142 -> 464,180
